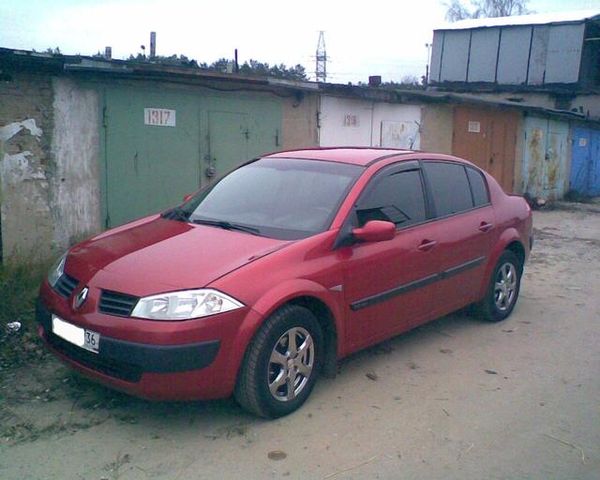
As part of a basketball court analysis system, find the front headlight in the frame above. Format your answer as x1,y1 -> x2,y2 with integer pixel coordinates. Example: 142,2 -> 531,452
131,289 -> 244,320
47,252 -> 67,287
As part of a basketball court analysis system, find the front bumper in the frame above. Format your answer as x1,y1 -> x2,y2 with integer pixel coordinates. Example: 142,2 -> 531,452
36,300 -> 220,383
36,280 -> 258,400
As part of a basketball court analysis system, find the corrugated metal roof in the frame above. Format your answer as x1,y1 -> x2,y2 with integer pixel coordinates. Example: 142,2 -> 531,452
437,9 -> 600,31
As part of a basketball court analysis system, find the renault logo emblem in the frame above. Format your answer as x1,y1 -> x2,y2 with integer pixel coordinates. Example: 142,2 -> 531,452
74,286 -> 89,309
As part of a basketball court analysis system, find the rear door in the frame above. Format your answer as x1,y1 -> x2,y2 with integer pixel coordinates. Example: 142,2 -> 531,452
421,161 -> 494,316
342,162 -> 440,351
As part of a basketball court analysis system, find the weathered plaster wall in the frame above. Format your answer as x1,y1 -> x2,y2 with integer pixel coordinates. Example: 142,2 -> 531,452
0,72 -> 55,262
281,92 -> 318,149
573,95 -> 600,120
50,77 -> 101,247
420,104 -> 454,154
0,73 -> 102,263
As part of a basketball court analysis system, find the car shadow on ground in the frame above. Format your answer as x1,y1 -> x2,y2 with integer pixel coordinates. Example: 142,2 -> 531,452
1,309 -> 491,447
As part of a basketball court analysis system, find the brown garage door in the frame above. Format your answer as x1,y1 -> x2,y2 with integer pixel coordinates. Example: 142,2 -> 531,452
452,107 -> 518,193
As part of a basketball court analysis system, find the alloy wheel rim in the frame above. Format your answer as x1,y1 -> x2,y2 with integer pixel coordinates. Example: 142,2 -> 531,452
494,262 -> 517,312
268,327 -> 314,402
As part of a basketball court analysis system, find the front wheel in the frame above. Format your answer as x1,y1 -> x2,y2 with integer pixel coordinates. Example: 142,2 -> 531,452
234,304 -> 323,418
476,250 -> 522,322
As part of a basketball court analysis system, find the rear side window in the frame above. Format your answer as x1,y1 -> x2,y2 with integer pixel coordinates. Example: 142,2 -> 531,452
424,162 -> 473,217
466,167 -> 490,206
356,169 -> 426,227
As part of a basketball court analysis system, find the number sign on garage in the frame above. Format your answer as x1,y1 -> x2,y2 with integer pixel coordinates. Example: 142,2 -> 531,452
144,108 -> 176,127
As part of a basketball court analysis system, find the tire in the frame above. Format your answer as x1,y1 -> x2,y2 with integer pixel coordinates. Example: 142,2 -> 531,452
234,304 -> 323,418
476,250 -> 523,322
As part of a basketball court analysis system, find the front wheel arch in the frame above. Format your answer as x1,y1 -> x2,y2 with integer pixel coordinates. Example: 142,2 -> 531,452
234,303 -> 324,418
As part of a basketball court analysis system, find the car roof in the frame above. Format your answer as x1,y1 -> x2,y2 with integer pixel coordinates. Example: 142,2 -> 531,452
264,147 -> 415,167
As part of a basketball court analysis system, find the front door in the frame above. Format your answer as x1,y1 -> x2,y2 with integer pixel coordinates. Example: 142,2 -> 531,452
342,162 -> 439,351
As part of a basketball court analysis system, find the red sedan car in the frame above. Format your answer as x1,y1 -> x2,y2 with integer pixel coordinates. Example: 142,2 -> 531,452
37,148 -> 532,418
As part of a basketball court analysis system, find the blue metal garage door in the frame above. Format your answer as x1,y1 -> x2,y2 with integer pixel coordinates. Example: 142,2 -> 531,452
570,127 -> 600,197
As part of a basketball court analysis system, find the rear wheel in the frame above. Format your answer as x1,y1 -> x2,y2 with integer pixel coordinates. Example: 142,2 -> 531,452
234,304 -> 323,418
477,250 -> 522,322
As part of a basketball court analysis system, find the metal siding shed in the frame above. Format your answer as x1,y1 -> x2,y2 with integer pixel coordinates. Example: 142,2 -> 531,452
496,26 -> 532,84
440,30 -> 471,82
527,26 -> 550,85
431,9 -> 600,89
467,28 -> 500,82
544,23 -> 586,84
430,31 -> 444,83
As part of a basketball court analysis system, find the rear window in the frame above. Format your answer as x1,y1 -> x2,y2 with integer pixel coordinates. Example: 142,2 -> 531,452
424,162 -> 473,217
466,167 -> 490,206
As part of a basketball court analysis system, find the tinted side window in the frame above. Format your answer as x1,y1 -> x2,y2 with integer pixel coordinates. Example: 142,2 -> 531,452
466,167 -> 490,206
424,162 -> 473,217
356,169 -> 426,227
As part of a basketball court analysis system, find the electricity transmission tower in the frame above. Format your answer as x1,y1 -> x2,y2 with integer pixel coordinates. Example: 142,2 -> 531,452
315,31 -> 327,83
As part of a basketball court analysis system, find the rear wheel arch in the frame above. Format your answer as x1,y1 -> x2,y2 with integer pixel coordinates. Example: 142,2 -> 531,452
505,240 -> 525,273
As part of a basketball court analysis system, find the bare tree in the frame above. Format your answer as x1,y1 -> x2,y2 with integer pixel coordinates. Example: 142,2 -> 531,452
445,0 -> 530,21
445,0 -> 472,21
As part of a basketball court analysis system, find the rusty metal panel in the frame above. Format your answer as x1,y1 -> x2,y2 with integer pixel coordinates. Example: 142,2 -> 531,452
545,120 -> 570,197
522,117 -> 570,200
452,106 -> 518,192
527,26 -> 549,85
440,30 -> 471,82
545,24 -> 585,84
497,26 -> 532,85
467,28 -> 500,82
430,31 -> 444,83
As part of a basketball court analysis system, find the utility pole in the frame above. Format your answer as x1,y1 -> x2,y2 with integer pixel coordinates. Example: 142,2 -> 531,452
150,32 -> 156,59
316,31 -> 327,83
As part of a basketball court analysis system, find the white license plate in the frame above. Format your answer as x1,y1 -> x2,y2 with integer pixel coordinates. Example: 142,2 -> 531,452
52,315 -> 100,354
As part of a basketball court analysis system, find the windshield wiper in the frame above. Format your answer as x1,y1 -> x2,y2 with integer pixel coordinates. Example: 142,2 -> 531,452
191,218 -> 260,235
161,207 -> 190,222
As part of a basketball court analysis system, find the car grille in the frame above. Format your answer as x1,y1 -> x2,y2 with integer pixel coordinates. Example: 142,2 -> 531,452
53,273 -> 79,298
99,290 -> 139,317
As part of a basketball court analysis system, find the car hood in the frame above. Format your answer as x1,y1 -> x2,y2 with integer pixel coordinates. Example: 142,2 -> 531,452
67,217 -> 291,296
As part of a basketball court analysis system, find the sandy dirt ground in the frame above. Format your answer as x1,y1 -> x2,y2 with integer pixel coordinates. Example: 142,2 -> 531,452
1,207 -> 599,480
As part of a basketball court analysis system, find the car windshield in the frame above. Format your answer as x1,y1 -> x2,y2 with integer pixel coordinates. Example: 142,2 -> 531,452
183,158 -> 363,240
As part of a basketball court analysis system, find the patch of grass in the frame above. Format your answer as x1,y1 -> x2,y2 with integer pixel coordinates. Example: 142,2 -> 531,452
0,260 -> 50,369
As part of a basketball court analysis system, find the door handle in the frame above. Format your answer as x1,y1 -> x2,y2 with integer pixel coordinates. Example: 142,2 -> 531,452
417,239 -> 437,252
479,222 -> 494,232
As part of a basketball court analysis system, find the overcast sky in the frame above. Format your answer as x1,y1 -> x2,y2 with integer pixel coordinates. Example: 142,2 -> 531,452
1,0 -> 599,83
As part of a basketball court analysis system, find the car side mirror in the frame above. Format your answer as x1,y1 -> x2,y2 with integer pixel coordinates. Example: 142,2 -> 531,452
352,220 -> 395,243
183,193 -> 193,202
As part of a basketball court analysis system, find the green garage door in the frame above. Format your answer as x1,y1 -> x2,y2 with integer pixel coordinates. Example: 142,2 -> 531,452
102,86 -> 201,227
101,85 -> 281,228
